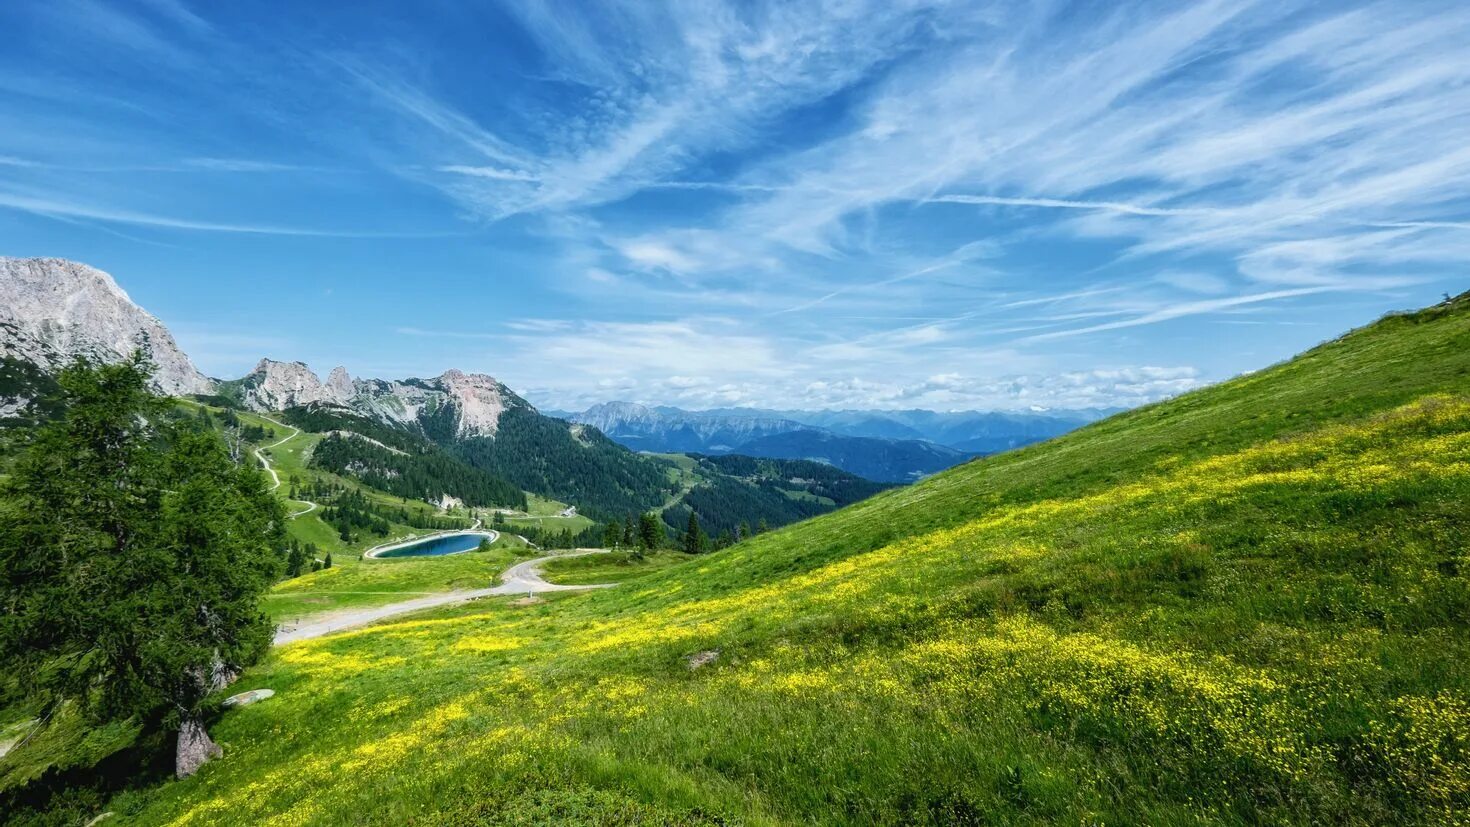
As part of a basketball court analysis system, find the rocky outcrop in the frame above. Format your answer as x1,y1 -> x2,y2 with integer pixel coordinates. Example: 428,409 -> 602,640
434,369 -> 507,438
238,359 -> 353,411
238,363 -> 512,439
0,256 -> 515,441
325,365 -> 353,400
0,257 -> 214,397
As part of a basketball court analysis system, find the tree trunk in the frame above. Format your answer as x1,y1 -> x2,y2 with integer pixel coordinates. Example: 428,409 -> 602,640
176,714 -> 222,778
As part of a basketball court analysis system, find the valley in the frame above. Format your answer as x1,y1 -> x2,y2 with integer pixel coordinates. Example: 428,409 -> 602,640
5,276 -> 1466,824
5,5 -> 1467,824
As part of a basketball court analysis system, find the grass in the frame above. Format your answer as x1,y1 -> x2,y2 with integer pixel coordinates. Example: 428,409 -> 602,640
647,453 -> 702,515
778,487 -> 835,505
259,543 -> 536,622
539,550 -> 698,586
19,296 -> 1470,825
498,513 -> 595,534
488,493 -> 596,535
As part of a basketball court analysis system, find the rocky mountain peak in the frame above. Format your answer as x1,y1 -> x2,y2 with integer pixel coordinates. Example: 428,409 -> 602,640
239,359 -> 344,411
231,361 -> 510,439
0,256 -> 518,441
326,366 -> 353,398
0,256 -> 214,398
433,369 -> 507,438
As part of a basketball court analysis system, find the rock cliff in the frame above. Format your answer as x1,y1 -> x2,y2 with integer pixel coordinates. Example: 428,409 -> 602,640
0,257 -> 214,398
236,361 -> 510,438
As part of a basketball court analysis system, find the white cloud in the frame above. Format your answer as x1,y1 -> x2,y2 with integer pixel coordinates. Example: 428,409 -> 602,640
395,327 -> 499,340
922,194 -> 1213,218
0,189 -> 442,237
503,319 -> 789,386
613,239 -> 701,274
530,363 -> 1204,413
182,157 -> 320,173
436,164 -> 539,182
567,0 -> 1470,337
1155,272 -> 1231,295
1021,287 -> 1337,342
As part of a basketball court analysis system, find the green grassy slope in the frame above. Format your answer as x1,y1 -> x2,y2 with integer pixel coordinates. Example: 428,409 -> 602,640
79,297 -> 1470,824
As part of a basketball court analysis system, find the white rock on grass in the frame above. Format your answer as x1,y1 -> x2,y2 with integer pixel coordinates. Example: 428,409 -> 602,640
222,688 -> 275,708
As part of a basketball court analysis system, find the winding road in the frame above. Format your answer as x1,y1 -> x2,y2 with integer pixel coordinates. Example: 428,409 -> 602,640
252,415 -> 318,519
272,549 -> 611,645
485,549 -> 612,596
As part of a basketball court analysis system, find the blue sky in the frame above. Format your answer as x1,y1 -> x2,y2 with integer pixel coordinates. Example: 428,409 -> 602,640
1,0 -> 1467,412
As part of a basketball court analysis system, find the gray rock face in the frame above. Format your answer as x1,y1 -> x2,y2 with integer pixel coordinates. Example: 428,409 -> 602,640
1,256 -> 513,440
0,257 -> 214,397
326,365 -> 353,400
238,361 -> 511,438
238,358 -> 349,410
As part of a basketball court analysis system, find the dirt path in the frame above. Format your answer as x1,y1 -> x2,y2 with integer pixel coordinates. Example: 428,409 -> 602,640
485,549 -> 612,596
252,414 -> 319,519
272,549 -> 610,645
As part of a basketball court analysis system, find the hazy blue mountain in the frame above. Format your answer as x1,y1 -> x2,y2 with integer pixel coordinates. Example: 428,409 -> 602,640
719,407 -> 1110,446
734,430 -> 972,483
563,402 -> 977,481
561,402 -> 1103,480
570,401 -> 814,453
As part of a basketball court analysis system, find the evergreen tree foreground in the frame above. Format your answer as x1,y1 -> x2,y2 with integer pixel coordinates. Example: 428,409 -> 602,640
0,354 -> 286,778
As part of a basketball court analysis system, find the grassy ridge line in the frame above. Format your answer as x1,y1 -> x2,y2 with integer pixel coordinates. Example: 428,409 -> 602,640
106,297 -> 1470,824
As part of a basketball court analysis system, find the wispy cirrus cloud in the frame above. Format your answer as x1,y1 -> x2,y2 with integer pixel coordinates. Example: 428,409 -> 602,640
4,0 -> 1465,411
395,327 -> 500,340
0,190 -> 456,237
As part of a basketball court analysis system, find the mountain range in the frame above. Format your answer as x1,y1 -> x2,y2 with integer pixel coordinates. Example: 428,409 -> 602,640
555,401 -> 1100,481
1,257 -> 1105,491
0,257 -> 917,531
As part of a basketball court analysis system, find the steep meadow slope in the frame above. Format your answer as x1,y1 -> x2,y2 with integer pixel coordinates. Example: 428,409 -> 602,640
123,295 -> 1470,825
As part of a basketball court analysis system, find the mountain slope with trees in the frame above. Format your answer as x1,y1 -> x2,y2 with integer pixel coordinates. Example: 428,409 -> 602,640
662,454 -> 893,541
448,402 -> 676,520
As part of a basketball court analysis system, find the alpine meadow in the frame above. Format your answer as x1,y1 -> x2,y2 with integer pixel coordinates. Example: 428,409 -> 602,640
2,1 -> 1470,825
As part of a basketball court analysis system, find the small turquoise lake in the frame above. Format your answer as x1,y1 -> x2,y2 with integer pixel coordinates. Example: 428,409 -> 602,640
371,532 -> 491,559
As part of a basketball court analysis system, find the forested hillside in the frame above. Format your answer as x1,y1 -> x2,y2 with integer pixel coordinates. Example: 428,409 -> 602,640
279,401 -> 887,539
693,454 -> 892,503
450,404 -> 676,520
664,454 -> 893,539
310,434 -> 526,510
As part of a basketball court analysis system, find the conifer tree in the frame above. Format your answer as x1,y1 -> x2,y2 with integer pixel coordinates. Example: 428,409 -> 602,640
638,511 -> 663,551
683,511 -> 710,554
0,355 -> 285,778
